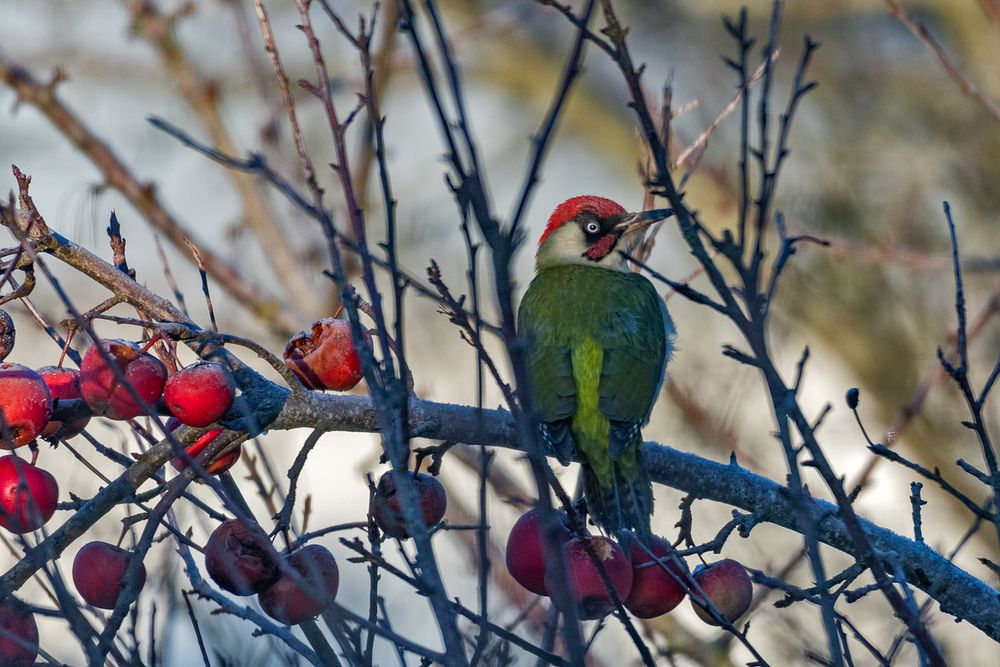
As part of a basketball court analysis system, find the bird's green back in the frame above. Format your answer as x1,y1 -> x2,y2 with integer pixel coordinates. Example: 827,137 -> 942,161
518,263 -> 673,484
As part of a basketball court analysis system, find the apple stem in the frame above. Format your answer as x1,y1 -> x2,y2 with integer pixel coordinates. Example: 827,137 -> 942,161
57,328 -> 76,368
139,333 -> 162,355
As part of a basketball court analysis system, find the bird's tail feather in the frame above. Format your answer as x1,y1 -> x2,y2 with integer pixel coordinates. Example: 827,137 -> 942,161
582,462 -> 653,540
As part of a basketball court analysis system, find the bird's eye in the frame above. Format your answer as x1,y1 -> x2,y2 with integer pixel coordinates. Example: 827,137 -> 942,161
584,221 -> 601,235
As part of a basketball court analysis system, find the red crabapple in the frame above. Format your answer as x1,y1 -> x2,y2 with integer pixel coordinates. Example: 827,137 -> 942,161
547,536 -> 632,620
166,418 -> 239,476
258,545 -> 340,625
0,456 -> 58,534
164,362 -> 235,427
204,518 -> 280,595
690,558 -> 754,626
283,318 -> 369,391
370,470 -> 447,539
72,541 -> 147,610
623,536 -> 688,618
0,598 -> 38,667
0,363 -> 52,448
79,339 -> 167,421
504,508 -> 573,596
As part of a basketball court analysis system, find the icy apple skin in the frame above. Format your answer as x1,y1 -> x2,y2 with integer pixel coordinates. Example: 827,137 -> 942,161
79,339 -> 167,420
0,363 -> 52,448
164,362 -> 235,427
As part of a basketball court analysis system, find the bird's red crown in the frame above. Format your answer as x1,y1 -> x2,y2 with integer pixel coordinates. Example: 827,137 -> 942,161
538,196 -> 626,248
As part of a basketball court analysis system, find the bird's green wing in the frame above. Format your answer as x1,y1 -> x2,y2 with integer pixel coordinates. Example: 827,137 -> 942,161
598,274 -> 673,460
525,339 -> 576,422
518,280 -> 577,464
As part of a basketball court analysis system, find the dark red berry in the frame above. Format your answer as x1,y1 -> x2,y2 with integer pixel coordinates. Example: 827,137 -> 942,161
283,318 -> 369,391
258,545 -> 339,625
0,598 -> 38,667
164,362 -> 236,427
0,363 -> 52,448
624,536 -> 687,618
72,541 -> 146,610
505,508 -> 573,596
547,536 -> 633,620
370,470 -> 447,539
204,519 -> 280,596
79,339 -> 167,421
0,455 -> 58,534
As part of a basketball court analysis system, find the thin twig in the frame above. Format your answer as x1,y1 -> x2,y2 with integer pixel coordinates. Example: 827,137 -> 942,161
885,0 -> 1000,124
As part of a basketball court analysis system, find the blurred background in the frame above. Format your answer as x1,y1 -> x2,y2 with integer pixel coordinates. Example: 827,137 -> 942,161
1,0 -> 999,664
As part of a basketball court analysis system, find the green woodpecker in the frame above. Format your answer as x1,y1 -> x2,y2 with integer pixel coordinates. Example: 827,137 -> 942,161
518,195 -> 675,539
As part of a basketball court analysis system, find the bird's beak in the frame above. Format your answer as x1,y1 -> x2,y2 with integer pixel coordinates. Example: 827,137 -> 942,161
614,208 -> 674,235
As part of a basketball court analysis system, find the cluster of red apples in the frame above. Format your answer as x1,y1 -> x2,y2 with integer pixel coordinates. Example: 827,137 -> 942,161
0,314 -> 370,665
505,508 -> 753,626
0,331 -> 241,664
197,467 -> 448,626
0,338 -> 238,530
203,518 -> 341,625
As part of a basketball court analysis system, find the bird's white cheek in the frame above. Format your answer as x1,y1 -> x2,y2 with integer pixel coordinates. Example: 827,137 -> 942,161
538,225 -> 590,267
